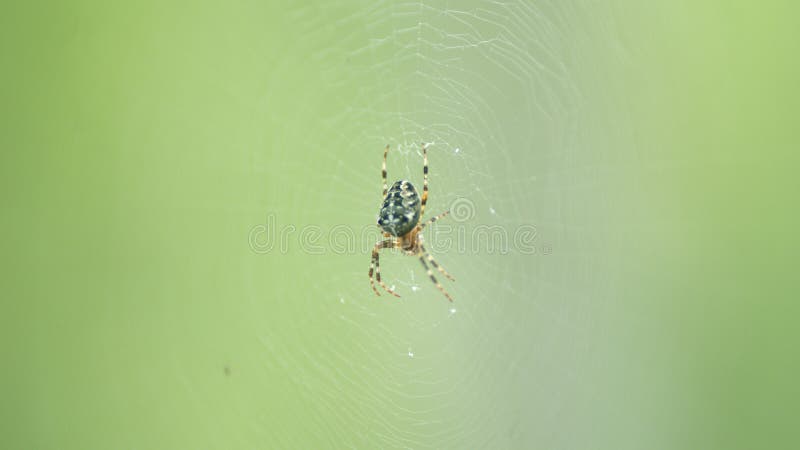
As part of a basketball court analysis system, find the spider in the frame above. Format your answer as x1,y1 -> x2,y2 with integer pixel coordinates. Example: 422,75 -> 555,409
368,143 -> 455,301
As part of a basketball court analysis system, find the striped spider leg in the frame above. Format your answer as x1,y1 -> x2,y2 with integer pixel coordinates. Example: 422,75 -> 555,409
369,238 -> 401,297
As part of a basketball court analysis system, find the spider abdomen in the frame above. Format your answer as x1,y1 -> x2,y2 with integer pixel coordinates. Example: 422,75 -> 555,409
378,180 -> 421,236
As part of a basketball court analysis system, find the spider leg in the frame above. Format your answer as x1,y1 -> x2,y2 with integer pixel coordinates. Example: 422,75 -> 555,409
420,143 -> 429,217
382,145 -> 389,198
418,210 -> 450,231
369,239 -> 401,298
419,243 -> 455,281
419,253 -> 453,302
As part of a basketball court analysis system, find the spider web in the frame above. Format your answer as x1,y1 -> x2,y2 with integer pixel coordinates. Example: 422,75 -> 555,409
245,1 -> 676,448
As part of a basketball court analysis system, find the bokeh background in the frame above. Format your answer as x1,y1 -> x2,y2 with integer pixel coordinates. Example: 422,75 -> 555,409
2,1 -> 797,449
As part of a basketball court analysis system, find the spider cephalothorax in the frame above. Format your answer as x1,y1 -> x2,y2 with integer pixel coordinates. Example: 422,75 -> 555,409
368,144 -> 455,301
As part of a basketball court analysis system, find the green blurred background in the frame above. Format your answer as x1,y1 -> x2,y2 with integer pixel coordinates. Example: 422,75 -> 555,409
2,1 -> 797,449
